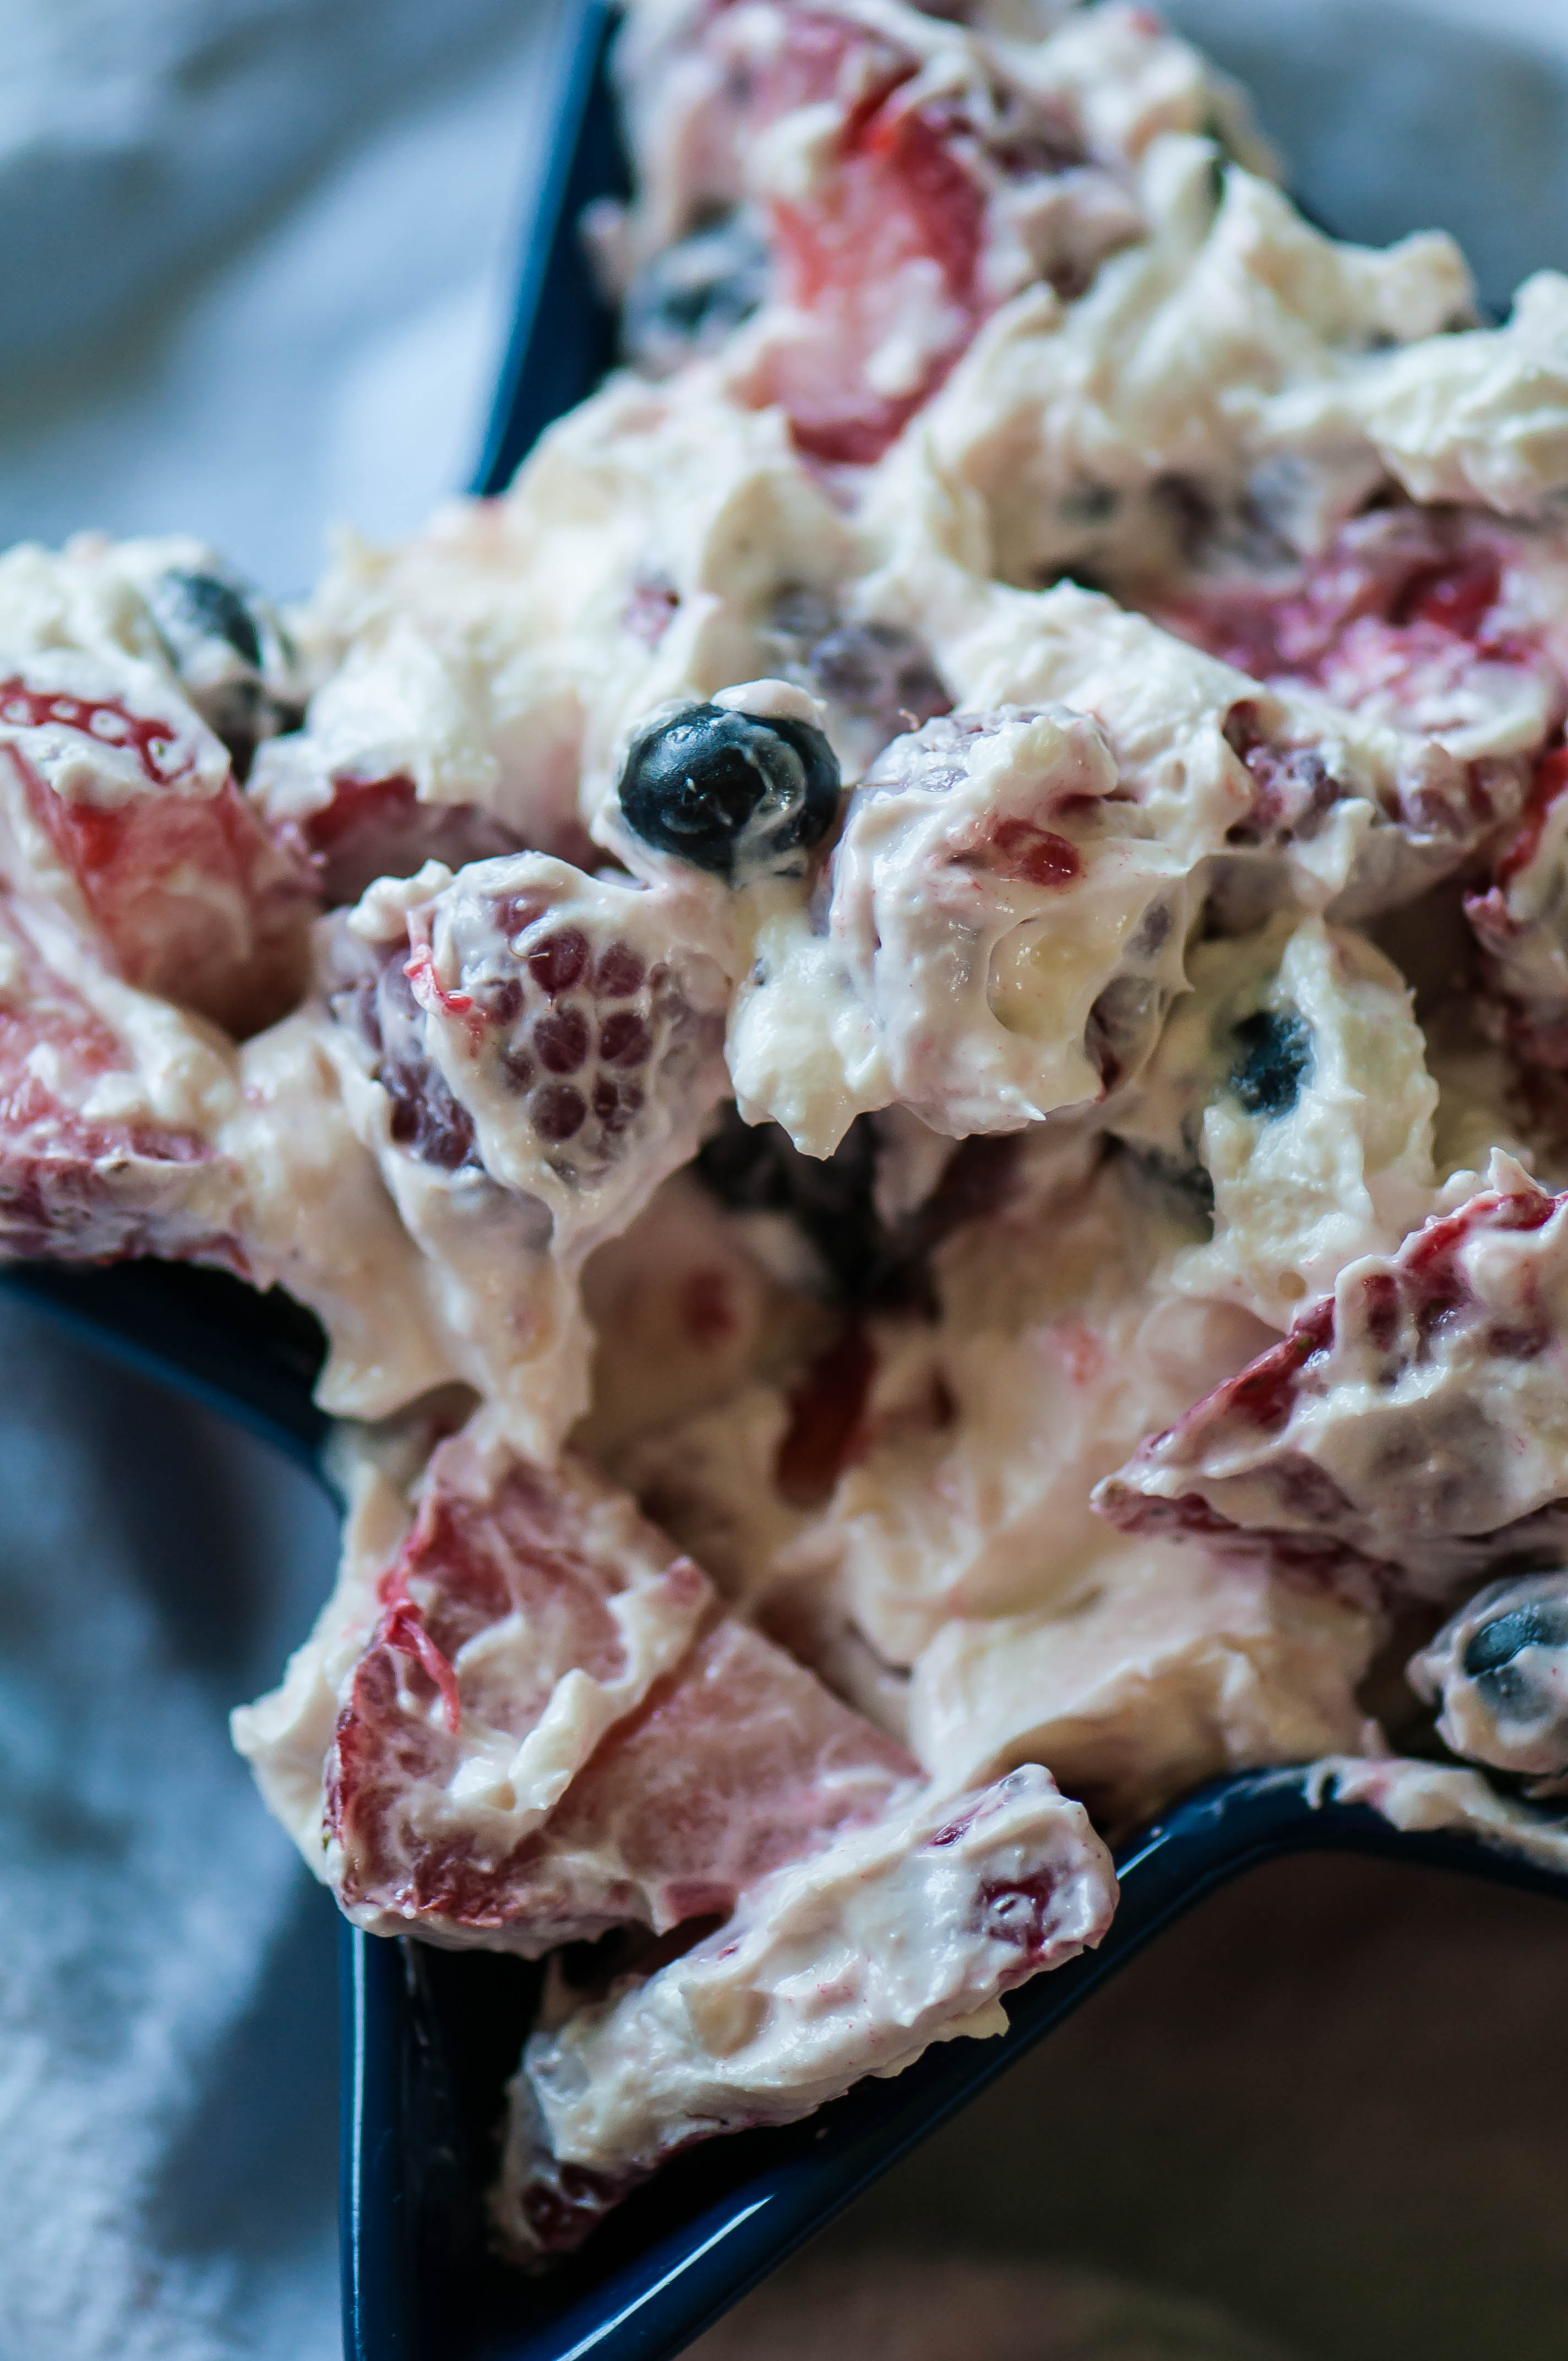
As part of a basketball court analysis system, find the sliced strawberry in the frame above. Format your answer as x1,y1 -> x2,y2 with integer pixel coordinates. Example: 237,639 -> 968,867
749,15 -> 987,463
0,895 -> 240,1264
1093,1162 -> 1568,1604
322,1427 -> 913,1947
0,656 -> 315,1036
1151,508 -> 1561,752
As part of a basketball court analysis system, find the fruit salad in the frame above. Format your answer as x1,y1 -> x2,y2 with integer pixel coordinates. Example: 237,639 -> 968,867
8,0 -> 1568,2257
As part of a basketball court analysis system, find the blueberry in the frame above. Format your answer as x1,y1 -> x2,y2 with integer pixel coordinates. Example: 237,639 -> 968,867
805,623 -> 950,739
1462,1599 -> 1568,1711
148,564 -> 302,775
757,596 -> 951,772
155,569 -> 263,668
618,702 -> 840,883
1229,1007 -> 1310,1119
624,210 -> 770,376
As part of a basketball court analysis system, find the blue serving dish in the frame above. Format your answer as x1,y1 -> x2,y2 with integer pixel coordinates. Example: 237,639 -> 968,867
6,6 -> 1568,2357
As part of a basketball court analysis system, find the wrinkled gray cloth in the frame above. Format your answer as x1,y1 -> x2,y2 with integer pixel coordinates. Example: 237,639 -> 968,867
0,1304 -> 341,2360
1,5 -> 1567,2358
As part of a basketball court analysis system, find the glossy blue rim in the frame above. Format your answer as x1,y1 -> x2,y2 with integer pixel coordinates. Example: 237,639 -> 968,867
470,0 -> 627,502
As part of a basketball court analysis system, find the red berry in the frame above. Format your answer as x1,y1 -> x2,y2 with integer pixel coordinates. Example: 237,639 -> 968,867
533,1007 -> 591,1074
597,1009 -> 652,1068
594,941 -> 645,998
527,928 -> 590,995
532,1082 -> 588,1142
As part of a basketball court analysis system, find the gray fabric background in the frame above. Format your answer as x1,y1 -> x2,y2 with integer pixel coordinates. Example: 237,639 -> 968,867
0,4 -> 1565,2354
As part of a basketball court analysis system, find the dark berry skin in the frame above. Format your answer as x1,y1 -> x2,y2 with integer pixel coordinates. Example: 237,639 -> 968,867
1229,1007 -> 1311,1119
146,565 -> 302,776
618,703 -> 841,884
1463,1597 -> 1568,1711
154,569 -> 263,667
696,1106 -> 1021,1309
1117,1138 -> 1216,1227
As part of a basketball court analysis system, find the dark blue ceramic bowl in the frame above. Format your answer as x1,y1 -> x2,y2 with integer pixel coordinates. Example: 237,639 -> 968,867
7,7 -> 1568,2358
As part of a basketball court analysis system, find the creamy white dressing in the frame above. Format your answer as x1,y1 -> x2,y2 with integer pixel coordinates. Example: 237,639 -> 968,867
1117,911 -> 1439,1326
908,1535 -> 1375,1830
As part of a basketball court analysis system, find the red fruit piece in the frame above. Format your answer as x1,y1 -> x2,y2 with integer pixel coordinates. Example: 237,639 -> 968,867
1093,1163 -> 1568,1604
395,859 -> 729,1229
531,1082 -> 588,1144
749,15 -> 987,463
594,943 -> 645,998
527,927 -> 591,995
0,657 -> 317,1037
323,1428 -> 913,1947
0,894 -> 241,1264
974,815 -> 1083,889
533,1007 -> 591,1074
285,771 -> 531,907
1464,745 -> 1568,1071
597,1009 -> 651,1067
351,953 -> 478,1173
775,1324 -> 877,1506
1150,508 -> 1555,764
506,1756 -> 1115,2254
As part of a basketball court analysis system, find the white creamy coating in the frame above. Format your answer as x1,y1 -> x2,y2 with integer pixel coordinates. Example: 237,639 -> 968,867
608,0 -> 1264,275
411,854 -> 732,1255
339,1430 -> 714,1925
636,1151 -> 1273,1667
0,528 -> 300,692
1308,1753 -> 1568,1876
219,1013 -> 463,1418
288,382 -> 862,863
894,571 -> 1531,923
1098,1152 -> 1568,1597
321,1015 -> 589,1464
729,703 -> 1195,1154
252,613 -> 500,817
0,643 -> 231,808
233,1413 -> 718,1912
1270,269 -> 1568,518
0,890 -> 247,1269
8,889 -> 242,1147
0,643 -> 238,967
314,851 -> 734,1459
505,1762 -> 1113,2223
1118,911 -> 1439,1328
859,134 -> 1473,590
909,1535 -> 1375,1832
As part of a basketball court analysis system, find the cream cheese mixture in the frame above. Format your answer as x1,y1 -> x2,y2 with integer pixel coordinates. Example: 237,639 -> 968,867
7,0 -> 1568,2257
